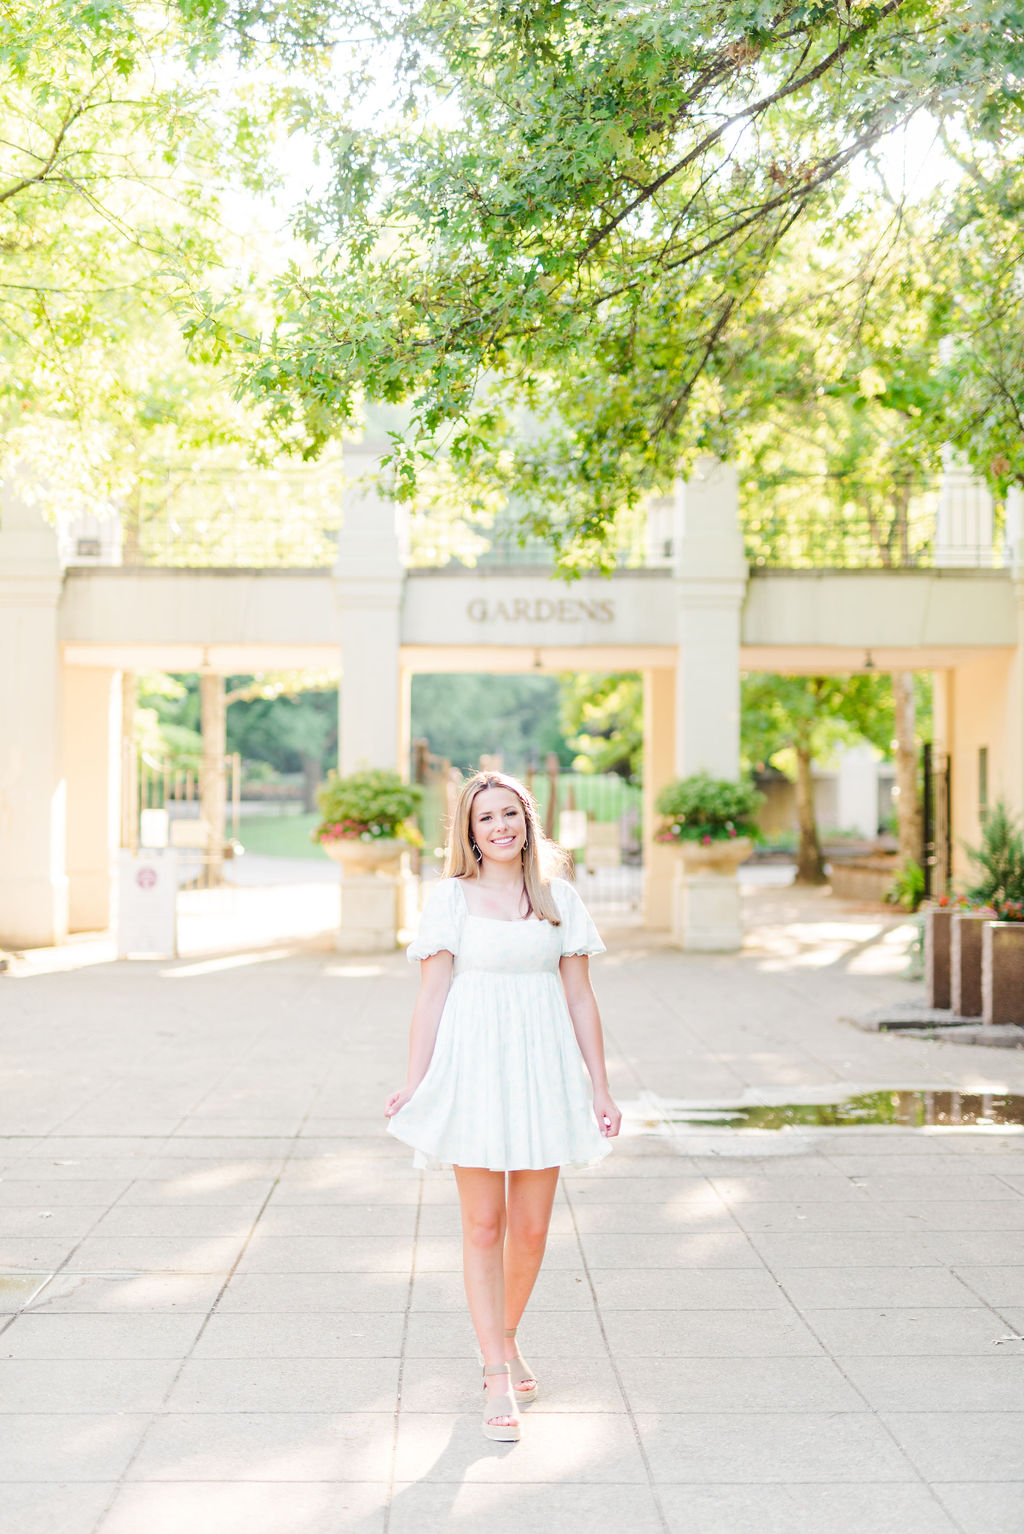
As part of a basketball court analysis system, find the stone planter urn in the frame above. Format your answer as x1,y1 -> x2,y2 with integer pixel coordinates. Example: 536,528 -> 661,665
671,836 -> 753,952
924,904 -> 955,1009
321,838 -> 413,952
951,909 -> 996,1018
982,922 -> 1024,1026
321,838 -> 407,875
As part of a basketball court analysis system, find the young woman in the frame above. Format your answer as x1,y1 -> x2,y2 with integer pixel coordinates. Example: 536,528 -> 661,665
385,771 -> 621,1442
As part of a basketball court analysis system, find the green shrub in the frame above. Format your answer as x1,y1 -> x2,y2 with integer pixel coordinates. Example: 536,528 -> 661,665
314,769 -> 423,845
654,772 -> 763,844
965,800 -> 1024,906
886,859 -> 926,912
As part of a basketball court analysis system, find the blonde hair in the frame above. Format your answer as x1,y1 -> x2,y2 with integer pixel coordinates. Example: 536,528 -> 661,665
445,771 -> 570,924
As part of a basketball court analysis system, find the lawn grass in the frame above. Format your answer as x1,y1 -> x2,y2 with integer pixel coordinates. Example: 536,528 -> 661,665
237,812 -> 324,859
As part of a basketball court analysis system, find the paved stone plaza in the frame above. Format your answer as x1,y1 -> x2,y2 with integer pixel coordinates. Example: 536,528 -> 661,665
2,884 -> 1024,1534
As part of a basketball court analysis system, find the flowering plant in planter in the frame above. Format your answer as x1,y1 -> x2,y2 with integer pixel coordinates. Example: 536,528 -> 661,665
995,898 -> 1024,922
654,772 -> 762,846
313,769 -> 424,848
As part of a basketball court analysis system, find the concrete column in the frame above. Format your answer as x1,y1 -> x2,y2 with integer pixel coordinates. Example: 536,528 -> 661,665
673,459 -> 747,777
0,479 -> 67,948
63,666 -> 121,932
643,667 -> 677,926
199,667 -> 226,884
334,444 -> 405,774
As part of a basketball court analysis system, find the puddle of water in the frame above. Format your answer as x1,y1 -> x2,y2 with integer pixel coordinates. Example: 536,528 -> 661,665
642,1089 -> 1024,1131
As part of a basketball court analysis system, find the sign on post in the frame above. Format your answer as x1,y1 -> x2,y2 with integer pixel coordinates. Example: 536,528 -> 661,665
117,849 -> 178,959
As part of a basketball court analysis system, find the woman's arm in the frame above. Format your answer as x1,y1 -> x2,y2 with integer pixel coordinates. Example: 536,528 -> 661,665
559,954 -> 621,1138
384,950 -> 454,1116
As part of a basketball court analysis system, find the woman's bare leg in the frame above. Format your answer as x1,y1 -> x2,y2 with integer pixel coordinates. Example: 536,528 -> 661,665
453,1165 -> 516,1426
503,1166 -> 560,1387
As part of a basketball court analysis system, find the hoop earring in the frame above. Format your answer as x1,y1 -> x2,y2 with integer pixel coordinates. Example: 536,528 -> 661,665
471,841 -> 482,863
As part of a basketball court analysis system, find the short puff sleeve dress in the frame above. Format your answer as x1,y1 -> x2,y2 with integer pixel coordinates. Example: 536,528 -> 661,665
387,876 -> 611,1172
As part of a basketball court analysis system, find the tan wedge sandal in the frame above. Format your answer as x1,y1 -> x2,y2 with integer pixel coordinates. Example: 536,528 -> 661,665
482,1361 -> 521,1442
505,1327 -> 539,1404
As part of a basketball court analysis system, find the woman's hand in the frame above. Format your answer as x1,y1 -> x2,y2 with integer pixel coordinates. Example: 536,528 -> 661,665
384,1084 -> 416,1118
593,1089 -> 621,1138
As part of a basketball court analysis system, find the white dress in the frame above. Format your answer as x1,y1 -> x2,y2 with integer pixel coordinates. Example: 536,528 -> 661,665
387,876 -> 613,1172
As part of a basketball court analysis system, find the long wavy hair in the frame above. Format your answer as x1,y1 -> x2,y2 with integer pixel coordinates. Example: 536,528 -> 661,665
444,771 -> 569,924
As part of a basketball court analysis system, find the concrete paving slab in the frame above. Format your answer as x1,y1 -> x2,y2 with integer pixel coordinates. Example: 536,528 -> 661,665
386,1481 -> 665,1534
775,1265 -> 979,1309
0,1207 -> 113,1240
920,1229 -> 1024,1265
881,1198 -> 1024,1230
24,1273 -> 225,1313
746,1231 -> 943,1267
399,1354 -> 626,1413
95,1480 -> 387,1534
0,1482 -> 116,1534
126,1411 -> 393,1481
392,1411 -> 648,1483
255,1205 -> 417,1238
617,1355 -> 864,1412
728,1199 -> 916,1232
215,1273 -> 411,1313
0,1357 -> 180,1412
164,1356 -> 400,1413
656,1483 -> 959,1534
62,1236 -> 245,1274
635,1410 -> 915,1482
567,1196 -> 735,1233
0,1180 -> 131,1207
839,1354 -> 1024,1412
577,1232 -> 761,1268
801,1306 -> 1016,1356
1,1313 -> 205,1359
0,1413 -> 152,1480
0,1275 -> 51,1313
588,1267 -> 789,1310
951,1265 -> 1024,1307
560,1176 -> 717,1203
90,1206 -> 264,1239
190,1312 -> 406,1359
882,1410 -> 1024,1480
116,1176 -> 277,1206
840,1173 -> 1023,1201
600,1307 -> 825,1358
935,1483 -> 1024,1534
234,1234 -> 414,1274
0,1238 -> 87,1271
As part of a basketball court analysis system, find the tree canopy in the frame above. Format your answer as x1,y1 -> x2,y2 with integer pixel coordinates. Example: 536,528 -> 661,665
185,0 -> 1024,562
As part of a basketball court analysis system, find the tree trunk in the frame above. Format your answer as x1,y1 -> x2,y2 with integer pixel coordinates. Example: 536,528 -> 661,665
893,670 -> 922,867
794,742 -> 827,884
199,670 -> 226,886
301,753 -> 321,813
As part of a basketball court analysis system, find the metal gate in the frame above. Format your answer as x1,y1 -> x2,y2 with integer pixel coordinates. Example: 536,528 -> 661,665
922,743 -> 952,898
123,747 -> 242,888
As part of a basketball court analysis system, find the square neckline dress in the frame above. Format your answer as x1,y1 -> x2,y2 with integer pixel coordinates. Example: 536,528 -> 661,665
386,876 -> 613,1172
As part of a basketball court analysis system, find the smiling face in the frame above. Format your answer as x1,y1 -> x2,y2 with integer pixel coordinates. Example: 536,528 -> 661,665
470,786 -> 528,867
